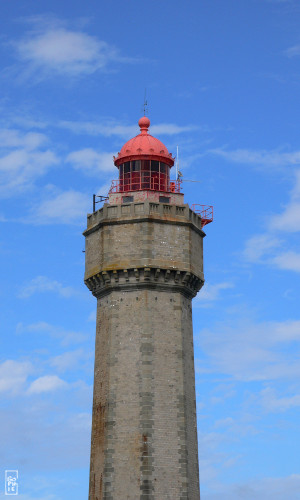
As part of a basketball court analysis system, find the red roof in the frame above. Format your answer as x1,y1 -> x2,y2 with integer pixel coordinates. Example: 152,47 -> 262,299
114,117 -> 174,167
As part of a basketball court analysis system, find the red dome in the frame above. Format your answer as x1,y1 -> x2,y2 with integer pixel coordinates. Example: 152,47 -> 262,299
114,117 -> 174,167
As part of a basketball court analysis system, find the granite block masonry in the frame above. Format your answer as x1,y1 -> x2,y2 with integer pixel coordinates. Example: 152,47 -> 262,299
83,116 -> 210,499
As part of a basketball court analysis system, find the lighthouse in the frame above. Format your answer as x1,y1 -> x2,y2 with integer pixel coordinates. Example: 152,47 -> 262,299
83,116 -> 212,499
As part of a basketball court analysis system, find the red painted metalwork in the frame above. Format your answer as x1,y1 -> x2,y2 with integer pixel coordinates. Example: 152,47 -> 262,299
191,204 -> 214,228
114,117 -> 175,168
109,177 -> 182,194
110,117 -> 181,194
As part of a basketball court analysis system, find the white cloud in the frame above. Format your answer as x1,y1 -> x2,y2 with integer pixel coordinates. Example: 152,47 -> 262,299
60,119 -> 196,138
50,349 -> 91,373
0,128 -> 59,197
10,495 -> 60,500
27,375 -> 67,394
60,120 -> 137,138
66,149 -> 115,175
260,387 -> 300,412
17,321 -> 87,346
13,26 -> 134,80
269,171 -> 300,232
208,383 -> 237,405
197,319 -> 300,382
18,275 -> 79,298
87,310 -> 96,322
0,360 -> 32,394
212,416 -> 257,439
243,170 -> 300,272
285,44 -> 300,58
204,474 -> 300,500
198,431 -> 225,483
214,417 -> 235,428
16,321 -> 54,334
68,412 -> 92,431
0,387 -> 92,471
195,282 -> 234,306
27,189 -> 91,224
150,123 -> 197,135
271,251 -> 300,272
0,128 -> 46,149
6,115 -> 48,130
243,234 -> 282,262
269,202 -> 300,232
209,147 -> 300,169
95,181 -> 113,198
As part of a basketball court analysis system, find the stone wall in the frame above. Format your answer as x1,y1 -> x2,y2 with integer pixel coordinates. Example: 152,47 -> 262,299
85,200 -> 203,499
89,289 -> 200,500
84,201 -> 205,286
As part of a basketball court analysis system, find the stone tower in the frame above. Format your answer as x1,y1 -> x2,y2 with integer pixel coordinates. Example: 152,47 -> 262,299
84,116 -> 212,500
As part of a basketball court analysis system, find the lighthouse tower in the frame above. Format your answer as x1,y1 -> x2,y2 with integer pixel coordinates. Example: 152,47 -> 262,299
84,116 -> 210,500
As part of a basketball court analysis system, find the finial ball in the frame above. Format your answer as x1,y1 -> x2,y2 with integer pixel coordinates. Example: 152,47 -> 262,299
138,116 -> 150,131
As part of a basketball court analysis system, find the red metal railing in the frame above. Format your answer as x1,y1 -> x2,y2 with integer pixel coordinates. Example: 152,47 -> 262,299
191,204 -> 213,228
109,175 -> 182,194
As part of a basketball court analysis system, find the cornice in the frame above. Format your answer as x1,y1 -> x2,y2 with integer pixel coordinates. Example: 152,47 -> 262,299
84,266 -> 204,300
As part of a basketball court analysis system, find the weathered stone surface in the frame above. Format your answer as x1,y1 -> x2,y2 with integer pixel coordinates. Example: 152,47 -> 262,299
84,200 -> 205,283
85,199 -> 203,500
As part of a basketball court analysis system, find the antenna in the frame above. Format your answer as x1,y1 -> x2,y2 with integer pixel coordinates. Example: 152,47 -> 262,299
176,146 -> 183,182
143,89 -> 148,116
93,194 -> 109,213
181,179 -> 202,183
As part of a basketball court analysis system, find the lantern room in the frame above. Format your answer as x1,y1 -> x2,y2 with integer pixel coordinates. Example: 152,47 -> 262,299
109,116 -> 183,204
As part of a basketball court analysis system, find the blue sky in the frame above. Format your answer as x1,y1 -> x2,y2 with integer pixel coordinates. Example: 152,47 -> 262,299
1,0 -> 300,498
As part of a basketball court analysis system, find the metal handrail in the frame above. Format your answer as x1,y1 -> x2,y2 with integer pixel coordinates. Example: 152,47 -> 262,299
109,176 -> 182,194
191,204 -> 213,228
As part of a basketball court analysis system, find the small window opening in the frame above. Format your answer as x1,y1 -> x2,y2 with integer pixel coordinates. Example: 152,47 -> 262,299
122,196 -> 134,203
159,196 -> 170,203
